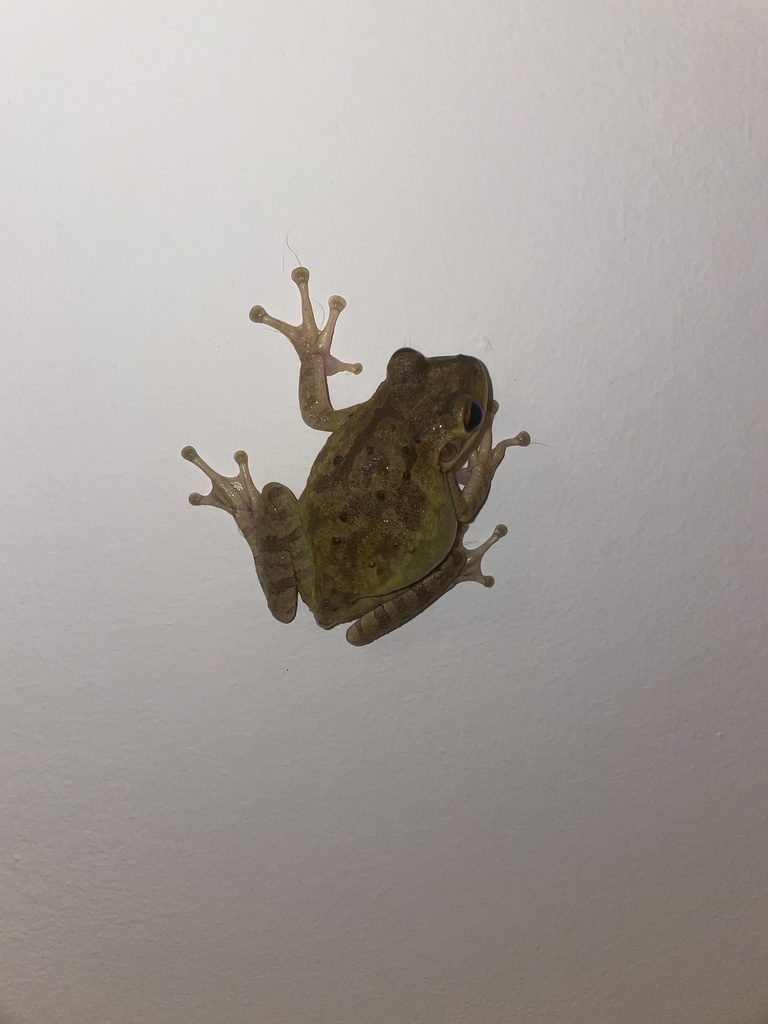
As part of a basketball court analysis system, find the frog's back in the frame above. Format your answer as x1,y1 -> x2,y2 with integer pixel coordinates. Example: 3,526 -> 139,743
298,394 -> 458,626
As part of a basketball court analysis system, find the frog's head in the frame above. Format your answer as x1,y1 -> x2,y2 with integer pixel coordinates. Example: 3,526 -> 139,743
386,348 -> 495,475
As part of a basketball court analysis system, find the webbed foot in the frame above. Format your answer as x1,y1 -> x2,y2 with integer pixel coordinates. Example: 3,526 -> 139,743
181,446 -> 263,540
454,524 -> 509,588
249,267 -> 362,378
182,446 -> 303,623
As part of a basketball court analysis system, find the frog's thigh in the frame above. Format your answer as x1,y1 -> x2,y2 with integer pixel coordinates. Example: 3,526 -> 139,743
256,483 -> 313,624
345,548 -> 466,647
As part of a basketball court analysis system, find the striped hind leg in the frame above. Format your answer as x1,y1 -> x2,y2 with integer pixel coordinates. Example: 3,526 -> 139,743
345,523 -> 508,646
182,446 -> 308,623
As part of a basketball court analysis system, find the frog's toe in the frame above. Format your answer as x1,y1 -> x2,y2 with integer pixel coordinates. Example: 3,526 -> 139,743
493,430 -> 530,458
323,352 -> 363,377
181,445 -> 219,481
189,490 -> 223,509
316,292 -> 359,375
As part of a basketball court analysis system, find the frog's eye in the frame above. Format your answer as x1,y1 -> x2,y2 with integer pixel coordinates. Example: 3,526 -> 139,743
464,400 -> 484,433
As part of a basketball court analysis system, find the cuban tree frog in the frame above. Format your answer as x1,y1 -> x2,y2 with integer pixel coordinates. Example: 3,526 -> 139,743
182,267 -> 530,646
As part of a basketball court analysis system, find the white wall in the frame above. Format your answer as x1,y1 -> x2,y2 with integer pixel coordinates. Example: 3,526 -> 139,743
2,2 -> 767,1022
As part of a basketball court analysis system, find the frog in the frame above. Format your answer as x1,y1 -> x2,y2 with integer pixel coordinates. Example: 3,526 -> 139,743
182,267 -> 530,646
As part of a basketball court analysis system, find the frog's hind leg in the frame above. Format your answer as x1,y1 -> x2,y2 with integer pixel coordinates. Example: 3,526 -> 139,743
260,481 -> 315,622
249,267 -> 362,432
182,446 -> 305,623
345,524 -> 508,647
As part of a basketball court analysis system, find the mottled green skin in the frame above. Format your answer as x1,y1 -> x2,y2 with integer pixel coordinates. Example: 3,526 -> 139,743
299,351 -> 490,627
182,268 -> 530,646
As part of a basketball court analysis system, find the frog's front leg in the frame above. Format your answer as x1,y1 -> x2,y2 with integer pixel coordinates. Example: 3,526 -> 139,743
452,401 -> 530,523
249,267 -> 362,432
345,524 -> 508,647
181,446 -> 313,624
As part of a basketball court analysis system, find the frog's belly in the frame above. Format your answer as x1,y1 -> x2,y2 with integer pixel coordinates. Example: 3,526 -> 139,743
304,502 -> 458,627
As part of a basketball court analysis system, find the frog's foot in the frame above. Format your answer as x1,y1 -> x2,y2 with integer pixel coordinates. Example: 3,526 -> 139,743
455,524 -> 508,588
457,400 -> 530,515
181,446 -> 263,544
249,267 -> 362,378
182,447 -> 303,624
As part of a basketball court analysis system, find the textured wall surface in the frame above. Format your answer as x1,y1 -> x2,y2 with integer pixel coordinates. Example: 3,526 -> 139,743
2,2 -> 767,1022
